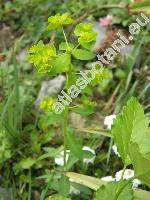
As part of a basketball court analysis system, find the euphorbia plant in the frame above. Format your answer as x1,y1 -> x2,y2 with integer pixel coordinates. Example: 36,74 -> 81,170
28,12 -> 105,197
28,13 -> 150,200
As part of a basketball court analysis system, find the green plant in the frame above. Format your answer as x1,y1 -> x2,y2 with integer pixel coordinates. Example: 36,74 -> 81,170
65,98 -> 150,200
28,12 -> 150,199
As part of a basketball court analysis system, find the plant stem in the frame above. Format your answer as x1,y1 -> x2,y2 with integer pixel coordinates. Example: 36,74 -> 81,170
28,169 -> 32,200
115,176 -> 134,200
62,26 -> 69,48
62,26 -> 71,170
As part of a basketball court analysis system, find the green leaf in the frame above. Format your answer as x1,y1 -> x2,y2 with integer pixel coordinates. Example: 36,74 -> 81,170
66,172 -> 105,190
72,49 -> 95,60
50,53 -> 71,75
66,131 -> 83,159
74,23 -> 93,35
112,97 -> 149,166
59,42 -> 74,51
46,194 -> 70,200
38,146 -> 63,160
20,157 -> 35,169
74,23 -> 97,50
47,13 -> 74,30
65,172 -> 150,199
134,188 -> 150,200
71,105 -> 94,116
58,175 -> 70,197
94,181 -> 133,200
129,143 -> 150,187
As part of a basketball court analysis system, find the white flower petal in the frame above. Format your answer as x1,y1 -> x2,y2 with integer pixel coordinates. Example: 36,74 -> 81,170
112,145 -> 120,157
101,176 -> 115,182
55,150 -> 70,166
82,146 -> 96,164
104,114 -> 116,130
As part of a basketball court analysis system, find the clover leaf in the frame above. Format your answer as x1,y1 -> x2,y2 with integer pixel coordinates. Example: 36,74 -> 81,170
47,13 -> 74,30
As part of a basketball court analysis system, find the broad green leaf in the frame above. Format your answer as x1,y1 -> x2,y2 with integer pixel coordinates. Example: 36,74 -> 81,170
129,143 -> 150,187
74,23 -> 93,35
66,131 -> 83,159
112,97 -> 149,165
94,181 -> 133,200
72,49 -> 96,60
59,42 -> 74,51
50,53 -> 71,75
129,1 -> 150,14
78,37 -> 96,50
47,13 -> 74,30
19,157 -> 35,169
58,175 -> 70,197
134,188 -> 150,200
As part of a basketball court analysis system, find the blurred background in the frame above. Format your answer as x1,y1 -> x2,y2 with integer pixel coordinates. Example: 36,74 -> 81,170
0,0 -> 149,199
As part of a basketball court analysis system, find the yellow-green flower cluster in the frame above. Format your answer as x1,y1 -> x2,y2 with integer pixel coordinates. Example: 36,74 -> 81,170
74,23 -> 97,49
40,97 -> 55,112
47,13 -> 74,30
28,41 -> 57,74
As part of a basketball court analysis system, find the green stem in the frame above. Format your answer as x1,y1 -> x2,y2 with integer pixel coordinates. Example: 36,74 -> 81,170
62,26 -> 69,48
115,176 -> 134,200
28,169 -> 32,200
62,26 -> 71,170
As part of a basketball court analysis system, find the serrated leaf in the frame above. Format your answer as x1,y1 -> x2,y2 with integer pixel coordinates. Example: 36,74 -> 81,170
94,181 -> 133,200
129,143 -> 150,187
72,49 -> 95,60
112,97 -> 150,166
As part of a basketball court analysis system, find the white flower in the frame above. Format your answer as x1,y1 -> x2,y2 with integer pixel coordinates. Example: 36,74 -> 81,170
112,145 -> 120,157
115,169 -> 134,181
133,179 -> 142,188
115,169 -> 141,188
82,146 -> 96,164
101,176 -> 115,182
55,146 -> 95,166
55,150 -> 70,166
104,114 -> 116,130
